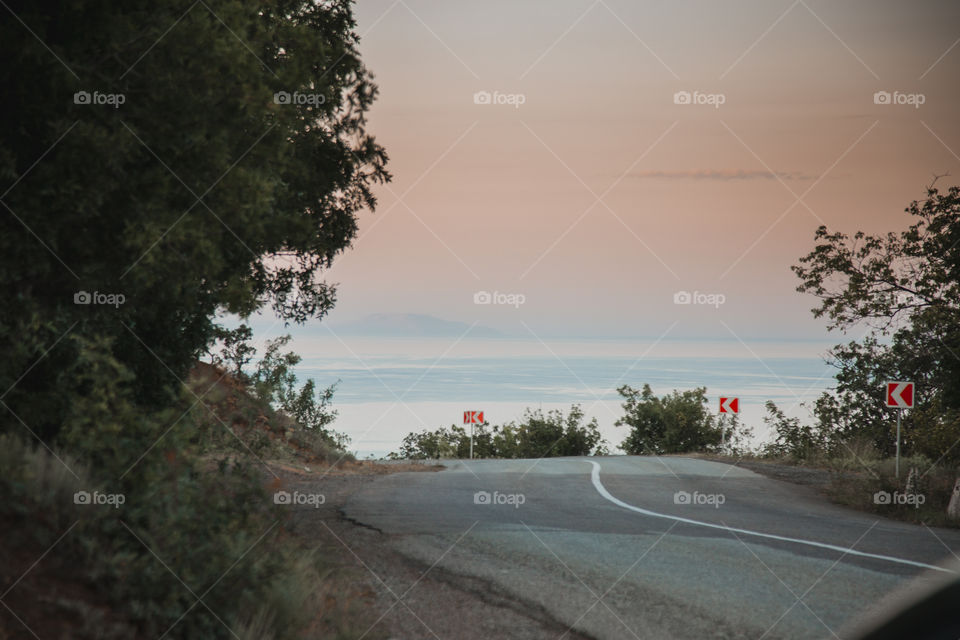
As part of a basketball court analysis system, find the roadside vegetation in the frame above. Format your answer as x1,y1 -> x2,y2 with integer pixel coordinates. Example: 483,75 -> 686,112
391,404 -> 609,459
1,0 -> 388,637
760,181 -> 960,524
1,351 -> 362,638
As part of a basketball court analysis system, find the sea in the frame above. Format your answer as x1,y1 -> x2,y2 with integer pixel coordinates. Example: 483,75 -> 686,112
285,335 -> 840,459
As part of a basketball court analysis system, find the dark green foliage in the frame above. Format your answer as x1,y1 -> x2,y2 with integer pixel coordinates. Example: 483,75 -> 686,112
616,384 -> 725,455
0,1 -> 385,636
0,0 -> 388,441
212,324 -> 256,380
509,405 -> 607,458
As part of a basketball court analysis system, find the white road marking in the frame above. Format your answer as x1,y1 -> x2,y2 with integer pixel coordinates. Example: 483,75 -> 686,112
588,460 -> 954,574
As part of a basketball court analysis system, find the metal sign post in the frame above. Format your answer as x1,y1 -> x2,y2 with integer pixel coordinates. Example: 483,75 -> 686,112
463,410 -> 483,460
470,422 -> 474,460
719,397 -> 739,454
885,382 -> 914,479
895,408 -> 901,478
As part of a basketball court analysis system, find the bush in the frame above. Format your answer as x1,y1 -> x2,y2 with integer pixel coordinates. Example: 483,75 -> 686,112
616,384 -> 724,455
761,400 -> 828,460
511,405 -> 607,458
390,405 -> 608,459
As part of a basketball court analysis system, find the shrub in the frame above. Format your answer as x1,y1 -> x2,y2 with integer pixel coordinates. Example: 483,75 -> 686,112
616,384 -> 723,455
390,405 -> 608,459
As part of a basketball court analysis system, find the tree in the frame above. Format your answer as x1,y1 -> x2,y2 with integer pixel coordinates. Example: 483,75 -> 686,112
0,0 -> 389,444
793,183 -> 960,460
616,384 -> 723,454
212,324 -> 256,380
0,5 -> 382,634
252,334 -> 301,406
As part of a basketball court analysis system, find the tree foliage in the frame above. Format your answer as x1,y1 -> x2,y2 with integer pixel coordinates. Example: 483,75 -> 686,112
616,384 -> 727,455
0,1 -> 384,636
0,0 -> 389,442
793,184 -> 960,462
211,325 -> 346,447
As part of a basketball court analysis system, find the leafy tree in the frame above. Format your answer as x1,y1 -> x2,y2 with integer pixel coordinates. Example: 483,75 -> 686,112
616,384 -> 723,454
793,184 -> 960,460
491,422 -> 521,457
0,2 -> 383,635
252,334 -> 301,406
212,324 -> 256,380
0,0 -> 389,443
284,378 -> 337,431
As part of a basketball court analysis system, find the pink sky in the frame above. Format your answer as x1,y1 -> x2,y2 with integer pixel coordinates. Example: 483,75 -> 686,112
322,0 -> 960,339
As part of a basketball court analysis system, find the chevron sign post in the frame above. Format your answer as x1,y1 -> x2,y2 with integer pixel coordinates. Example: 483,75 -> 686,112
719,397 -> 739,414
885,382 -> 914,409
464,410 -> 484,459
885,382 -> 915,477
718,397 -> 739,451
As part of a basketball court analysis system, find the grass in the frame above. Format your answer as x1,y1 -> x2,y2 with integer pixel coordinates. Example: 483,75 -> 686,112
705,443 -> 960,528
822,455 -> 959,527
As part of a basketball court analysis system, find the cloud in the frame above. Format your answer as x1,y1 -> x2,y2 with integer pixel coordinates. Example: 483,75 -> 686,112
626,169 -> 816,181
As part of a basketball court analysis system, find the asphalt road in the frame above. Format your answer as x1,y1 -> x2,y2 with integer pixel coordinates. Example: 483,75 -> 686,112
342,456 -> 960,639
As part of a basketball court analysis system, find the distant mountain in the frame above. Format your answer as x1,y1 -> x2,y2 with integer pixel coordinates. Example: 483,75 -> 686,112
332,313 -> 506,338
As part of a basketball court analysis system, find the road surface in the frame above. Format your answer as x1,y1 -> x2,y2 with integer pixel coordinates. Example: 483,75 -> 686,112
342,456 -> 960,639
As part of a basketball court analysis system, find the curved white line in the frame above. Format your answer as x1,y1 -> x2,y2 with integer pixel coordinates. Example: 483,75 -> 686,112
588,460 -> 954,574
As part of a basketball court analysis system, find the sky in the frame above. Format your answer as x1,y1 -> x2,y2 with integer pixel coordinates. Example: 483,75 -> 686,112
311,0 -> 960,340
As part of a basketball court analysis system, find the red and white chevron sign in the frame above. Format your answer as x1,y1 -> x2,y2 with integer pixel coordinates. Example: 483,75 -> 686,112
463,410 -> 484,424
719,397 -> 739,414
885,382 -> 914,409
